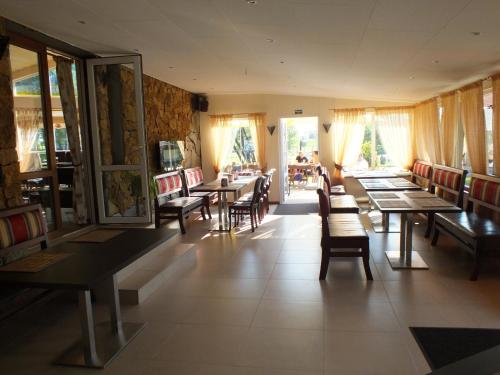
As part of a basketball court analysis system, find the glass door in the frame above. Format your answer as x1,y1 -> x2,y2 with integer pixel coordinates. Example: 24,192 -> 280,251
86,55 -> 150,223
279,119 -> 288,204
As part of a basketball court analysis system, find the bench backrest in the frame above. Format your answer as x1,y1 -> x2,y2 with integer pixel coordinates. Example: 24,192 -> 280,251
430,164 -> 467,208
411,159 -> 432,187
0,204 -> 47,266
316,177 -> 330,236
468,173 -> 500,222
183,167 -> 204,189
154,171 -> 184,199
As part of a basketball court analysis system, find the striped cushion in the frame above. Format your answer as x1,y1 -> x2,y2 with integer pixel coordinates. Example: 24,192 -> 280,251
470,178 -> 500,207
184,167 -> 204,188
0,210 -> 45,249
433,169 -> 461,192
413,161 -> 431,179
156,174 -> 182,195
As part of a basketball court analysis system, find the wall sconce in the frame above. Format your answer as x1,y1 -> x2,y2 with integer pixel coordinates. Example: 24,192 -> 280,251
322,123 -> 332,133
0,36 -> 9,59
267,125 -> 276,135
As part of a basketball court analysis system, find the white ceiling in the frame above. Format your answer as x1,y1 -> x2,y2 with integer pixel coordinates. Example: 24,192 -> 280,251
2,0 -> 500,102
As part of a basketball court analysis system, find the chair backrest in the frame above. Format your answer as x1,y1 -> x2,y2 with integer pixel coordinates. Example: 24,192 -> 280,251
430,164 -> 467,208
322,173 -> 332,194
182,167 -> 204,189
0,204 -> 48,265
467,173 -> 500,222
316,177 -> 330,235
411,159 -> 432,187
154,171 -> 184,200
251,177 -> 265,204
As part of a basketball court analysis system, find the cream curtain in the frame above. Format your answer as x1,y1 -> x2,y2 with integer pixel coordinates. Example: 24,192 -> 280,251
210,114 -> 238,175
460,82 -> 487,174
375,107 -> 415,170
55,56 -> 88,224
15,109 -> 43,173
440,92 -> 462,168
248,113 -> 267,171
414,99 -> 442,163
493,76 -> 500,175
331,109 -> 366,182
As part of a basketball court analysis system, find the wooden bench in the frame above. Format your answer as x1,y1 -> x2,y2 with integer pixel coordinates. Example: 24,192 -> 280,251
317,184 -> 372,280
431,173 -> 500,280
181,167 -> 215,219
425,164 -> 467,237
153,171 -> 207,234
317,166 -> 346,195
410,159 -> 433,189
320,174 -> 359,213
0,204 -> 50,320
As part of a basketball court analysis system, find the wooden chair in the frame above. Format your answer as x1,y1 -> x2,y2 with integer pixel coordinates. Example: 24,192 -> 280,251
318,166 -> 346,195
317,182 -> 373,281
431,173 -> 500,280
321,174 -> 359,213
425,164 -> 467,237
229,177 -> 264,232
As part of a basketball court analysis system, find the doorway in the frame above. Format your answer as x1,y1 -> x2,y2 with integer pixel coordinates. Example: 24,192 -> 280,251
279,117 -> 319,204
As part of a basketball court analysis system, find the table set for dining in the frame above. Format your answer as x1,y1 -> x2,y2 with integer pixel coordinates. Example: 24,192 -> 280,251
354,171 -> 461,270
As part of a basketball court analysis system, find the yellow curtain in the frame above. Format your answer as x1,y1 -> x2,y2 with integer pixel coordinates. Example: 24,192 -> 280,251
375,107 -> 415,170
460,82 -> 487,174
493,76 -> 500,175
414,99 -> 442,163
248,113 -> 267,171
210,114 -> 236,175
331,109 -> 366,182
15,109 -> 43,172
440,92 -> 462,168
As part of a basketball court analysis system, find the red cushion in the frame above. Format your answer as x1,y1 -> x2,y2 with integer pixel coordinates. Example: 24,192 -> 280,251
413,161 -> 431,179
156,174 -> 182,195
184,167 -> 204,188
433,169 -> 461,191
470,178 -> 500,207
0,209 -> 45,249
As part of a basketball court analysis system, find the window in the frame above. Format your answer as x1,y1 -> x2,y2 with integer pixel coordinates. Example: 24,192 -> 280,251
222,118 -> 256,171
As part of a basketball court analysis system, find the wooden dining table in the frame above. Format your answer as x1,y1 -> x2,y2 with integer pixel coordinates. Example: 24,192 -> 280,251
190,176 -> 258,231
368,191 -> 461,269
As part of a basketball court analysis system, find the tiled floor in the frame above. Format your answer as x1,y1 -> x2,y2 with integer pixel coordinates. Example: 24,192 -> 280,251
1,209 -> 500,375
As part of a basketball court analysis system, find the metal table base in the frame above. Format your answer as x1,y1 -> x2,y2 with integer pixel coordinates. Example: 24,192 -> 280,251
385,212 -> 429,270
209,190 -> 239,232
368,211 -> 400,233
54,275 -> 145,368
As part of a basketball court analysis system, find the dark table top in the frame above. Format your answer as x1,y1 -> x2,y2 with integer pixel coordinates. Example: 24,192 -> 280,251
190,176 -> 257,193
368,191 -> 462,214
0,228 -> 177,290
359,178 -> 422,191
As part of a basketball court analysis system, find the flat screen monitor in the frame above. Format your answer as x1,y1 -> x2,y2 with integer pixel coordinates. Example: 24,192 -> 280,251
159,141 -> 184,171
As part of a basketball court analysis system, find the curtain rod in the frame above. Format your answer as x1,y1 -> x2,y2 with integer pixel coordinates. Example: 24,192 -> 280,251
328,105 -> 415,112
209,112 -> 266,117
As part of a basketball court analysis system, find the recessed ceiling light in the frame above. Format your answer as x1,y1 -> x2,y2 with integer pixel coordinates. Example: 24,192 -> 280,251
78,20 -> 86,24
246,0 -> 257,4
193,78 -> 197,81
266,38 -> 274,43
280,61 -> 285,64
133,49 -> 139,52
168,66 -> 175,69
433,60 -> 439,64
409,76 -> 415,80
471,31 -> 481,36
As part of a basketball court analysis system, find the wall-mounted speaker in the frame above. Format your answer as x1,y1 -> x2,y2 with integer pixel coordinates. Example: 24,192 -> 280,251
0,36 -> 9,59
191,95 -> 208,112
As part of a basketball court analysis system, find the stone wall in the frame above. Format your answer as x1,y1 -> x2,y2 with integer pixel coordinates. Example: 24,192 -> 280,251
0,19 -> 21,209
142,74 -> 201,172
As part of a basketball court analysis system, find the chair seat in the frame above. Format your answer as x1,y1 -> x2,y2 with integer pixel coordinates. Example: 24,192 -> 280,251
435,212 -> 500,239
330,185 -> 346,195
327,213 -> 368,238
231,200 -> 254,208
190,191 -> 213,198
330,195 -> 359,213
160,196 -> 203,209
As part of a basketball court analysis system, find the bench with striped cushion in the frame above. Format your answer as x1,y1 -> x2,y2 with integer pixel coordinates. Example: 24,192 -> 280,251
432,173 -> 500,280
153,171 -> 207,234
183,167 -> 204,189
0,204 -> 47,266
181,167 -> 215,220
411,159 -> 432,188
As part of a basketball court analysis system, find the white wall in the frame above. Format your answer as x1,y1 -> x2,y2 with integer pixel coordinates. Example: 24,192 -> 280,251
200,94 -> 411,202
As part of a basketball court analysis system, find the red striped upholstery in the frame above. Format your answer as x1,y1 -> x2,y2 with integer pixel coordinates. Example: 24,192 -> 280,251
155,173 -> 182,195
0,210 -> 45,249
184,167 -> 204,188
433,169 -> 461,191
413,161 -> 432,179
470,178 -> 500,207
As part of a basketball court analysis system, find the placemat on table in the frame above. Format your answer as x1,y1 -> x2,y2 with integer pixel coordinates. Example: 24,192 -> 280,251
391,182 -> 416,187
377,200 -> 411,208
70,229 -> 125,243
405,191 -> 432,198
364,183 -> 386,189
418,199 -> 455,207
370,193 -> 399,199
0,252 -> 71,273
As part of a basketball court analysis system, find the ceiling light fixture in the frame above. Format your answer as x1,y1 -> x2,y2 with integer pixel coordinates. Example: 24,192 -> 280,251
78,20 -> 86,24
246,0 -> 257,4
280,61 -> 285,64
193,78 -> 197,81
168,66 -> 175,69
409,76 -> 415,80
471,31 -> 481,36
266,38 -> 274,43
433,60 -> 439,64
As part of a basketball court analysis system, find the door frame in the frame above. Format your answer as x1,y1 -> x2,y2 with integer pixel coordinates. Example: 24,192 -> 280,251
86,55 -> 151,224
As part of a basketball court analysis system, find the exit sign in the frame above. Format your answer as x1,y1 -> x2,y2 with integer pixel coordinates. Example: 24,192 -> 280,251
294,109 -> 303,115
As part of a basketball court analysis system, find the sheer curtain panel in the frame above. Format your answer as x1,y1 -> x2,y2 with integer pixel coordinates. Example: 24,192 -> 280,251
492,75 -> 500,175
414,99 -> 442,164
440,92 -> 462,168
248,113 -> 267,171
210,114 -> 237,175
